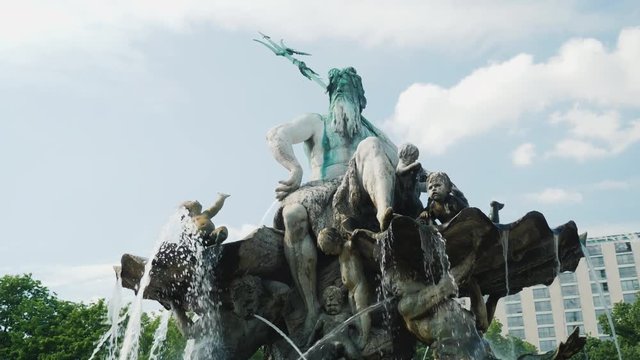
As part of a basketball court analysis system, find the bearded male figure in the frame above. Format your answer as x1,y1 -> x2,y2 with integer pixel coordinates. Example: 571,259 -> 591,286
267,67 -> 398,330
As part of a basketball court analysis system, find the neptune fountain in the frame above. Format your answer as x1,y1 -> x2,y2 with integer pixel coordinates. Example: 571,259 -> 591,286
118,36 -> 586,359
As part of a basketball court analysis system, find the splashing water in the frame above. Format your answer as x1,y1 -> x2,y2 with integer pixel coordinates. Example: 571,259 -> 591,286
421,346 -> 430,360
499,228 -> 510,295
426,227 -> 455,287
253,314 -> 307,360
581,241 -> 623,360
88,270 -> 124,360
182,339 -> 196,360
553,231 -> 561,276
258,200 -> 279,226
186,238 -> 225,359
148,310 -> 172,360
301,298 -> 395,359
119,207 -> 192,360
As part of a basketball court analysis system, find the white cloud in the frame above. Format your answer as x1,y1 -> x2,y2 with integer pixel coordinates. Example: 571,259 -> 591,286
592,180 -> 630,190
546,107 -> 640,161
0,1 -> 610,62
525,188 -> 583,204
512,143 -> 536,166
0,263 -> 118,302
546,138 -> 609,162
385,27 -> 640,156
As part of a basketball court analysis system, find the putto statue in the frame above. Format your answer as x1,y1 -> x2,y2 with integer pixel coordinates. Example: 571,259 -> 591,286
181,193 -> 230,246
117,36 -> 587,360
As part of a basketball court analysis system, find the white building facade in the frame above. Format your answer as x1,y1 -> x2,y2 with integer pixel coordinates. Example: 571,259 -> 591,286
492,232 -> 640,352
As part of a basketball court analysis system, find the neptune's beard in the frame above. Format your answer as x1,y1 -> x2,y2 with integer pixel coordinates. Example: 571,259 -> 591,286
329,94 -> 362,139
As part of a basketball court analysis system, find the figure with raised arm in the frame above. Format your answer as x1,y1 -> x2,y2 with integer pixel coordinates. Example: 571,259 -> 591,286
181,192 -> 230,246
267,67 -> 398,331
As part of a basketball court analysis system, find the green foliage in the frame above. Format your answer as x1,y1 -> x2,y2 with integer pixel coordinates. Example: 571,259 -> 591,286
137,313 -> 187,360
570,293 -> 640,360
484,319 -> 537,359
0,273 -> 186,359
249,346 -> 265,360
0,273 -> 108,359
414,343 -> 434,359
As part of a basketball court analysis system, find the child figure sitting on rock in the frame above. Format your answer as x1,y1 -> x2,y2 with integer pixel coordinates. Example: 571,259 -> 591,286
421,172 -> 468,224
181,192 -> 230,246
317,227 -> 371,349
306,286 -> 361,359
395,143 -> 428,217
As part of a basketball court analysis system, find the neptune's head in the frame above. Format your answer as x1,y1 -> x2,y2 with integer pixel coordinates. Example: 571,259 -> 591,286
326,67 -> 367,139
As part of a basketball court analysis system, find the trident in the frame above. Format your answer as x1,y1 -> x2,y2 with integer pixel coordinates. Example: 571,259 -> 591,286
254,32 -> 327,89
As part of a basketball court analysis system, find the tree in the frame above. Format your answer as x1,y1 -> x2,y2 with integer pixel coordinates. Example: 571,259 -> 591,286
0,273 -> 187,359
484,319 -> 537,359
138,312 -> 187,360
570,292 -> 640,359
0,274 -> 108,359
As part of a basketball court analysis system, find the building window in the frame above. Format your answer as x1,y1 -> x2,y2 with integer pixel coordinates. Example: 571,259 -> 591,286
563,297 -> 580,309
507,316 -> 524,327
565,311 -> 583,323
559,272 -> 577,283
562,284 -> 579,296
589,256 -> 605,267
506,303 -> 523,314
623,293 -> 638,303
615,242 -> 632,253
509,328 -> 525,338
591,282 -> 609,293
536,313 -> 554,325
539,340 -> 557,352
593,295 -> 611,308
621,279 -> 640,292
535,300 -> 552,312
538,327 -> 556,338
504,293 -> 521,303
567,324 -> 585,335
617,253 -> 635,265
532,287 -> 550,299
619,266 -> 638,279
587,245 -> 602,256
589,269 -> 607,280
597,321 -> 606,335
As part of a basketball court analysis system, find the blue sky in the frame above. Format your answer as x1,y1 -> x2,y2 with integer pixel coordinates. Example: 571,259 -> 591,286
1,1 -> 639,302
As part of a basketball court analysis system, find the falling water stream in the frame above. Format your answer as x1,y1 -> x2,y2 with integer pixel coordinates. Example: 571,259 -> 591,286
421,345 -> 430,360
148,310 -> 171,360
253,314 -> 307,360
87,208 -> 191,360
580,239 -> 623,360
88,269 -> 124,360
299,298 -> 395,359
258,200 -> 279,226
499,228 -> 511,295
182,339 -> 196,360
119,208 -> 190,360
553,231 -> 561,275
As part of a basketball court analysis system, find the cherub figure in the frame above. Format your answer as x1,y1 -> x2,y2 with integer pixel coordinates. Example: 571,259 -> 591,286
395,143 -> 428,217
421,172 -> 468,224
317,228 -> 371,349
306,286 -> 361,359
181,193 -> 230,246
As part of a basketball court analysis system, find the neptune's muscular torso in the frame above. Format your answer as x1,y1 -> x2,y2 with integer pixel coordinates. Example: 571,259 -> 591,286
305,116 -> 380,181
